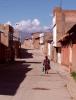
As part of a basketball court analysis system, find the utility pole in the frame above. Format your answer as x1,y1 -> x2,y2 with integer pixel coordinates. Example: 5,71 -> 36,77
60,0 -> 62,8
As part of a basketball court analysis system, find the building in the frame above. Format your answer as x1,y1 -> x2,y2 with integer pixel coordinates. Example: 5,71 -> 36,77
13,30 -> 21,58
52,7 -> 76,65
32,32 -> 52,57
39,32 -> 44,52
22,36 -> 33,49
43,32 -> 52,56
0,24 -> 15,62
58,24 -> 76,72
32,32 -> 40,49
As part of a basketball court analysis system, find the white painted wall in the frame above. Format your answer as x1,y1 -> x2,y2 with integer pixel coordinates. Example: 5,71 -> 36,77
53,15 -> 57,47
53,26 -> 57,46
48,42 -> 53,60
57,53 -> 61,64
40,33 -> 44,44
48,43 -> 51,56
53,15 -> 56,26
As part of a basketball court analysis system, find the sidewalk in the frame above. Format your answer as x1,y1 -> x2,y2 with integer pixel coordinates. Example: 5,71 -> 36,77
50,61 -> 76,100
50,61 -> 70,78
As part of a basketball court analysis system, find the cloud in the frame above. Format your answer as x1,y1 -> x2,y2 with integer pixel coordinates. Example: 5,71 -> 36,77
32,19 -> 40,26
14,19 -> 50,33
5,21 -> 12,25
5,19 -> 51,42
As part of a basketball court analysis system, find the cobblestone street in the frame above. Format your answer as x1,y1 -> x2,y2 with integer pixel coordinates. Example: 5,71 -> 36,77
0,49 -> 72,100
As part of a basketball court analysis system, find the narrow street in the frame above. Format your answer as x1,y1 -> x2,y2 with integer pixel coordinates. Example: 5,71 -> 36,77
0,49 -> 72,100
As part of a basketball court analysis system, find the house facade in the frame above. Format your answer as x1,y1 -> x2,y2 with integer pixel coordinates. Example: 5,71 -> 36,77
13,30 -> 21,58
39,32 -> 44,53
59,24 -> 76,72
32,32 -> 40,49
31,32 -> 52,57
22,37 -> 33,49
52,7 -> 76,71
44,32 -> 52,56
0,24 -> 15,62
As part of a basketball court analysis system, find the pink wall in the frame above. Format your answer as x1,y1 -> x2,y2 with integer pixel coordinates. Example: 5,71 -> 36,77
72,44 -> 76,71
61,47 -> 69,66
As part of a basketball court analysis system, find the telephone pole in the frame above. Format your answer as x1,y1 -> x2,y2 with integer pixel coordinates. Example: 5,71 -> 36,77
60,0 -> 62,8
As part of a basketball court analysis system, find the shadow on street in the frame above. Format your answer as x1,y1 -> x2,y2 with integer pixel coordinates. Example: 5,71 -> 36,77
0,60 -> 32,96
20,48 -> 33,59
25,61 -> 42,64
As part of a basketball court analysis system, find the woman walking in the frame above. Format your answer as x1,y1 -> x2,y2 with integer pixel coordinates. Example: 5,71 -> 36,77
43,56 -> 51,74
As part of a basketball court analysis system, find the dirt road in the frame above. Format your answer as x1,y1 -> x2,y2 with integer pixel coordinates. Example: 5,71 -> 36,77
0,49 -> 72,100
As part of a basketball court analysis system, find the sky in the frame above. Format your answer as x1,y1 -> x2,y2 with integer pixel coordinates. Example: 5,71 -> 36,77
0,0 -> 76,39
